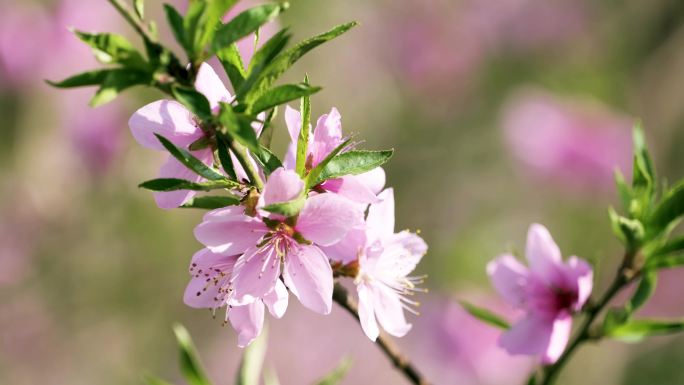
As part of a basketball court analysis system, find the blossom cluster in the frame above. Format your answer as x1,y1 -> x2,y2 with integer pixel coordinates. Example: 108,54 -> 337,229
128,63 -> 427,347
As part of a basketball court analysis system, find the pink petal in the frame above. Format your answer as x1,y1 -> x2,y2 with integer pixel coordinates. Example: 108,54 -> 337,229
541,312 -> 572,364
284,105 -> 302,144
499,314 -> 554,357
565,256 -> 594,311
487,254 -> 530,307
371,283 -> 412,338
183,249 -> 237,308
194,62 -> 231,110
193,208 -> 265,254
282,245 -> 333,314
311,107 -> 343,166
296,193 -> 363,246
129,100 -> 202,150
153,152 -> 210,209
526,223 -> 562,282
321,175 -> 381,204
260,168 -> 304,206
231,246 -> 281,303
373,231 -> 427,277
357,283 -> 380,341
355,167 -> 386,195
366,188 -> 395,243
228,301 -> 265,348
263,279 -> 288,318
320,227 -> 367,264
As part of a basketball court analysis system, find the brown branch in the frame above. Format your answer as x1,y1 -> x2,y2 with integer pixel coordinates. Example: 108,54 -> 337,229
332,283 -> 432,385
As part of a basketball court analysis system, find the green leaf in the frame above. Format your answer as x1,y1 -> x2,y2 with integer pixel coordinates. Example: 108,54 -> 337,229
311,150 -> 394,187
262,195 -> 305,217
305,138 -> 352,189
615,170 -> 632,214
195,0 -> 240,56
90,70 -> 150,107
181,195 -> 240,209
218,103 -> 260,153
459,300 -> 510,330
245,28 -> 291,76
241,22 -> 357,105
253,146 -> 283,176
250,83 -> 320,115
314,358 -> 352,385
173,324 -> 212,385
139,178 -> 238,192
216,135 -> 238,180
134,0 -> 145,19
183,0 -> 208,58
155,134 -> 225,181
211,3 -> 286,54
217,43 -> 247,90
627,270 -> 657,314
72,30 -> 147,69
171,85 -> 213,121
648,236 -> 684,259
608,207 -> 644,250
645,254 -> 684,269
164,4 -> 187,51
649,181 -> 684,231
235,327 -> 268,385
295,79 -> 312,176
632,123 -> 656,192
47,69 -> 112,88
143,375 -> 175,385
605,319 -> 684,342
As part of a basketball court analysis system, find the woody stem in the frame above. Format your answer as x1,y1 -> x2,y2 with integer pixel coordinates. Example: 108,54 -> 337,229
332,283 -> 431,385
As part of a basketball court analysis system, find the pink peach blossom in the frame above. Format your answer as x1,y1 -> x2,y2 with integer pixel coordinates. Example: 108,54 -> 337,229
194,168 -> 363,325
283,106 -> 386,204
325,188 -> 427,341
487,223 -> 593,363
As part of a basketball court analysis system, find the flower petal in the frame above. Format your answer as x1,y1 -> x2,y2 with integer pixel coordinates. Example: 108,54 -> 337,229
499,314 -> 554,357
541,312 -> 573,364
194,62 -> 231,110
231,246 -> 281,303
228,301 -> 265,348
183,249 -> 237,309
366,188 -> 395,243
297,193 -> 363,246
129,100 -> 202,150
311,107 -> 343,166
487,254 -> 530,308
320,227 -> 367,264
260,168 -> 304,206
565,256 -> 594,311
193,209 -> 265,254
373,231 -> 427,278
357,283 -> 380,341
526,223 -> 563,282
263,279 -> 289,319
282,245 -> 333,314
356,167 -> 386,195
284,105 -> 302,144
371,283 -> 412,338
320,175 -> 381,204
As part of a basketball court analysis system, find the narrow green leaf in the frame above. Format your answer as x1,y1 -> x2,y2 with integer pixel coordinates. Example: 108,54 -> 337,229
47,69 -> 111,88
250,83 -> 320,115
235,327 -> 268,385
314,358 -> 352,385
627,270 -> 657,314
216,135 -> 238,180
295,81 -> 311,176
155,134 -> 225,181
632,123 -> 656,191
648,236 -> 684,259
90,70 -> 150,107
608,207 -> 644,250
171,85 -> 212,121
459,300 -> 510,330
305,138 -> 352,189
262,195 -> 305,217
241,22 -> 357,105
134,0 -> 145,19
72,30 -> 147,69
218,103 -> 260,153
646,254 -> 684,269
195,0 -> 240,55
245,28 -> 291,76
615,170 -> 632,214
312,150 -> 393,187
649,181 -> 684,231
164,4 -> 187,51
605,319 -> 684,342
254,146 -> 283,176
217,43 -> 247,90
183,0 -> 207,59
139,178 -> 237,192
211,4 -> 286,53
173,324 -> 212,385
181,195 -> 240,209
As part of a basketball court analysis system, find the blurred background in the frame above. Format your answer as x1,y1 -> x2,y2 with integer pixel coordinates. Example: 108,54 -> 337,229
2,0 -> 684,384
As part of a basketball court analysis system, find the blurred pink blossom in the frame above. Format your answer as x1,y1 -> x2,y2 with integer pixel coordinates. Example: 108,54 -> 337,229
502,88 -> 633,192
488,224 -> 593,363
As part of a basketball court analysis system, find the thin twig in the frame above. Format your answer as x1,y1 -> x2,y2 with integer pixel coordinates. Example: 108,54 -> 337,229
332,283 -> 431,385
107,0 -> 157,43
227,139 -> 264,189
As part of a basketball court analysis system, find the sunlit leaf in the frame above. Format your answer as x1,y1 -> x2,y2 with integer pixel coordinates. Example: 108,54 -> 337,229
459,300 -> 510,330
